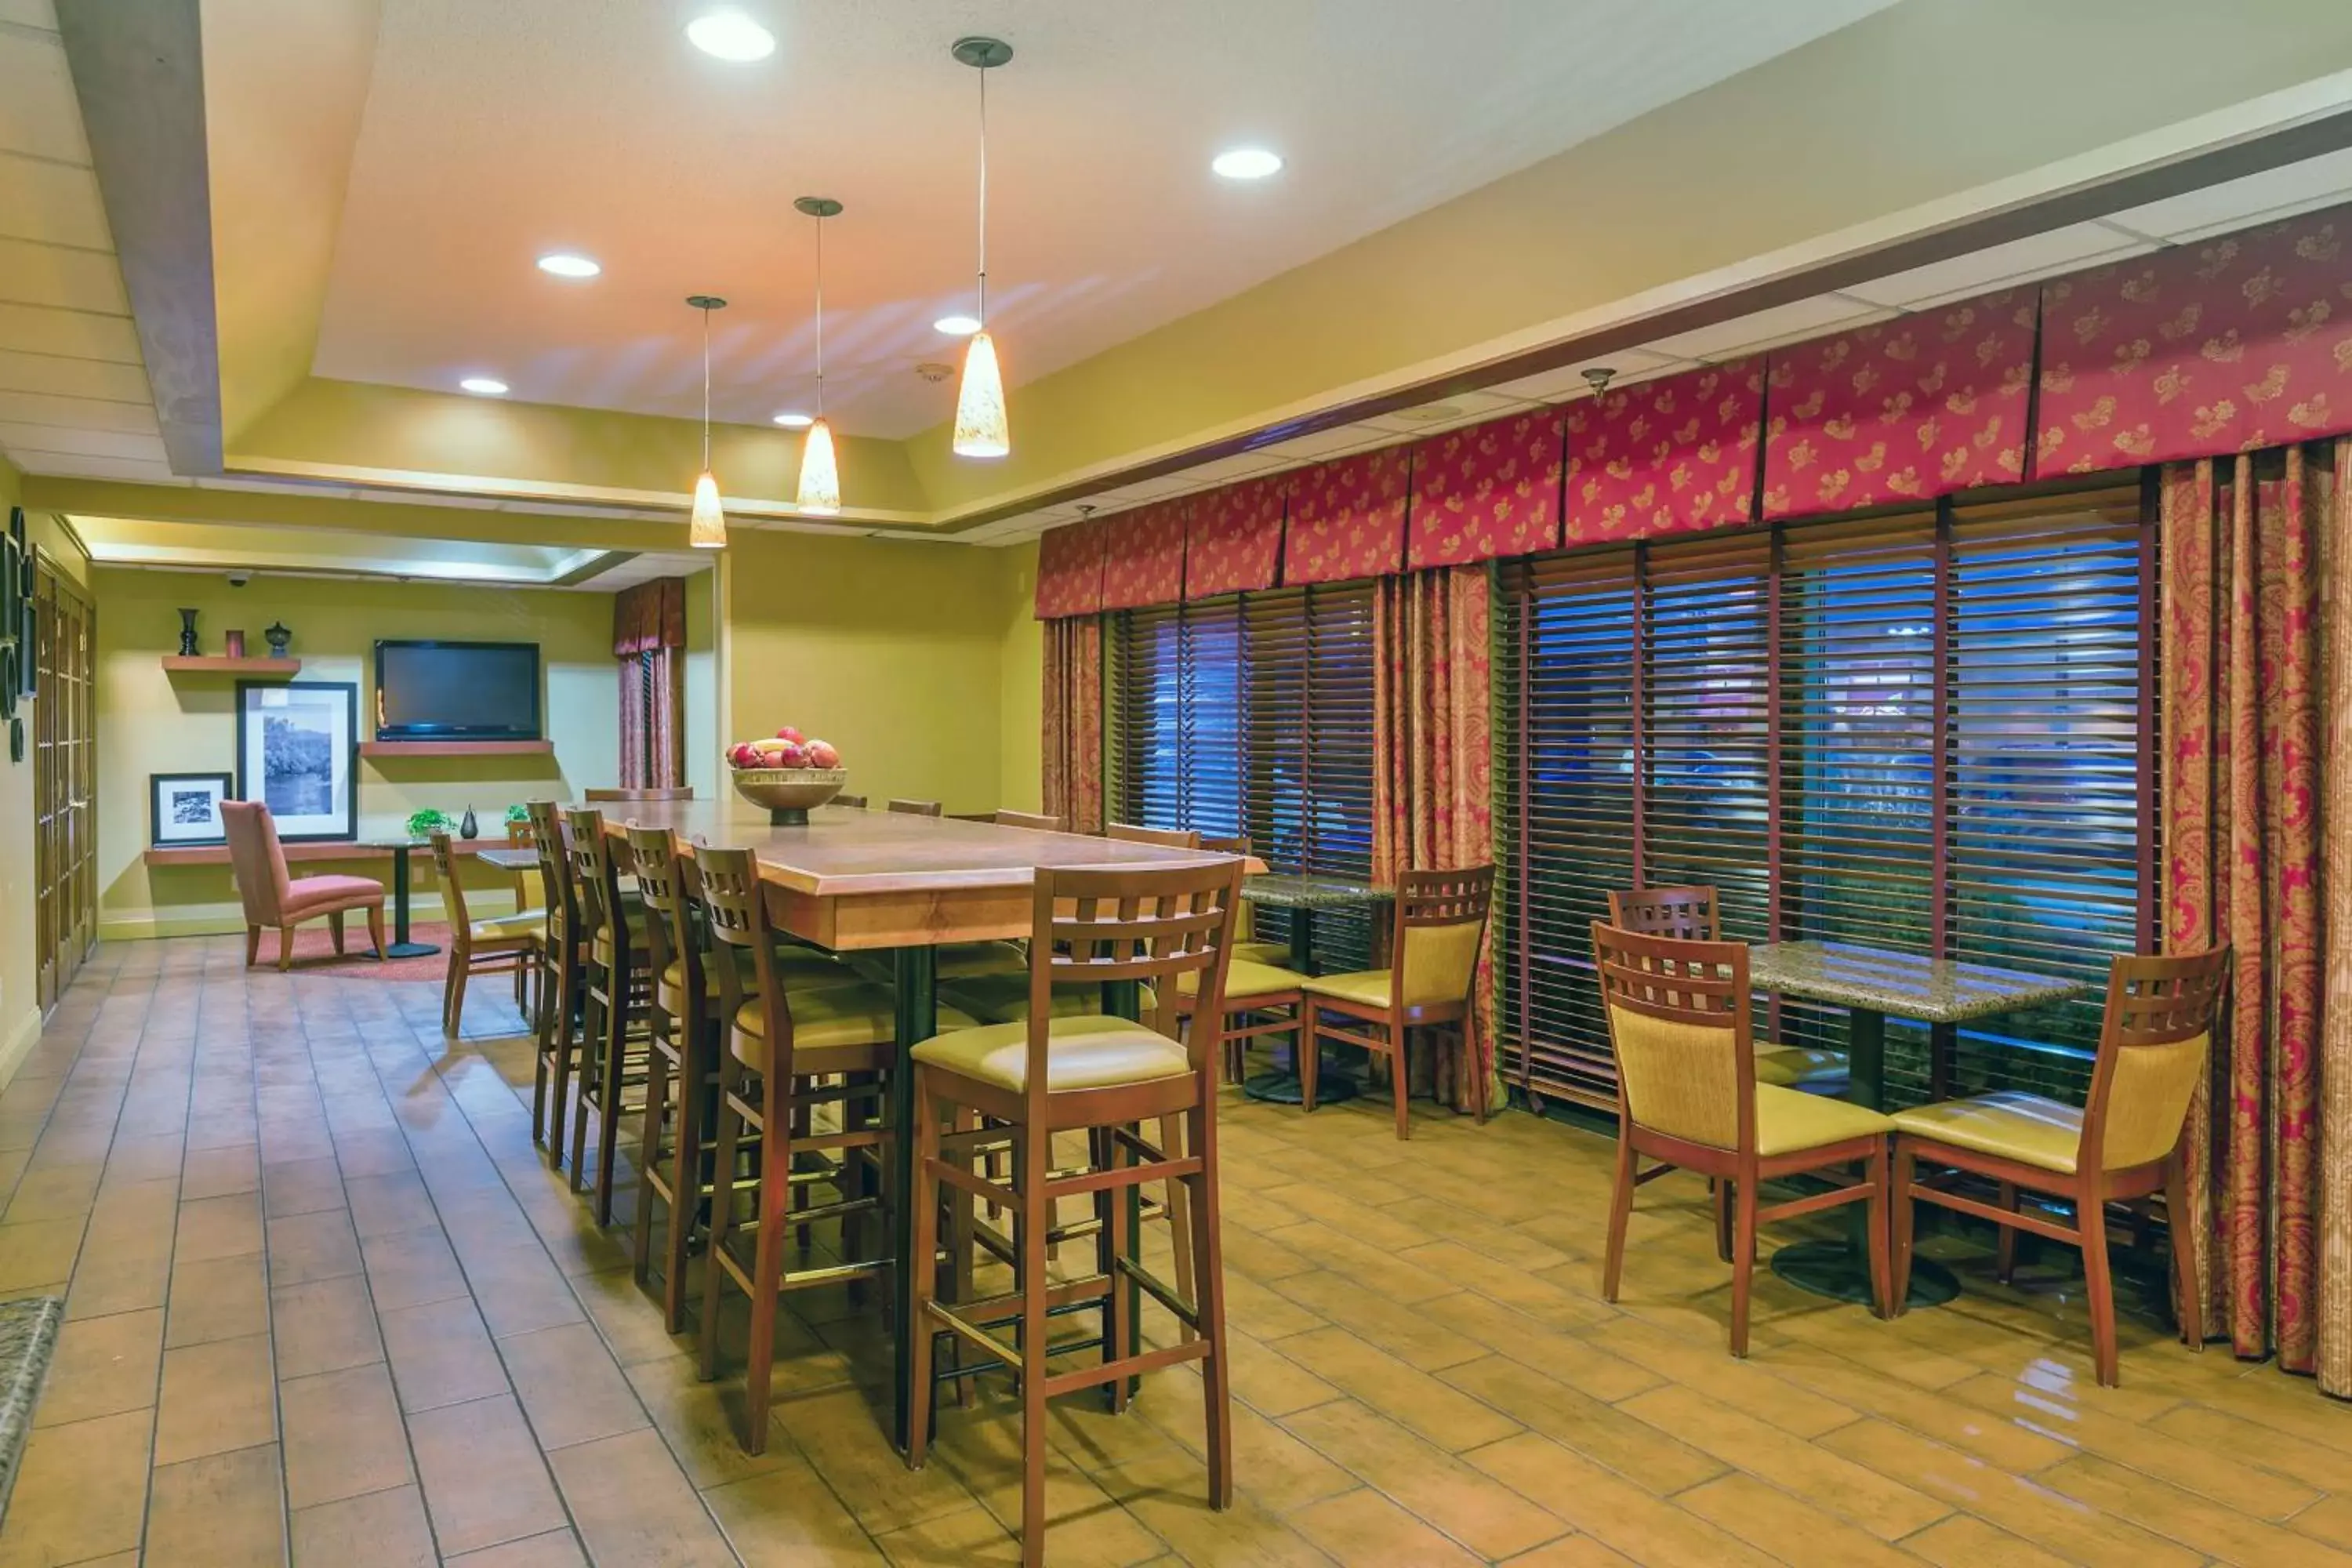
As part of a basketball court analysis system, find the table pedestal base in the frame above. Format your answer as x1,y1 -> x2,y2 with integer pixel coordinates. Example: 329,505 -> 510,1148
1769,1240 -> 1958,1308
383,941 -> 437,960
1241,1062 -> 1361,1105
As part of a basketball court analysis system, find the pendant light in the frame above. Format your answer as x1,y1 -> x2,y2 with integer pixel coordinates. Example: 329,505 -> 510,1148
950,35 -> 1012,459
793,197 -> 843,515
687,294 -> 728,548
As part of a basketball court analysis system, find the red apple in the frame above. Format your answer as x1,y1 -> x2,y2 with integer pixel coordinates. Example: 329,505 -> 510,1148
775,725 -> 806,744
774,741 -> 811,769
804,739 -> 840,769
728,742 -> 756,768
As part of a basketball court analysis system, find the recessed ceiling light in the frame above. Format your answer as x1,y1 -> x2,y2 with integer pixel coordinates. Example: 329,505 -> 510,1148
1212,147 -> 1283,180
686,9 -> 775,62
459,376 -> 509,396
536,252 -> 601,278
933,314 -> 982,337
771,411 -> 814,428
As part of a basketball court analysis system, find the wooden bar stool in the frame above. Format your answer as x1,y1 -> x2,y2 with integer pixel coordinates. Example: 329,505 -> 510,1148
888,798 -> 943,816
564,808 -> 654,1225
993,809 -> 1062,831
524,800 -> 585,1163
1890,946 -> 2227,1385
903,858 -> 1244,1568
1592,921 -> 1894,1355
426,832 -> 543,1038
1298,865 -> 1496,1138
626,825 -> 854,1330
691,846 -> 975,1454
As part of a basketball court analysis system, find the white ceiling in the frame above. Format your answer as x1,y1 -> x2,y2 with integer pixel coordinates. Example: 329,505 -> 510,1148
0,0 -> 169,485
956,146 -> 2352,546
308,0 -> 1899,438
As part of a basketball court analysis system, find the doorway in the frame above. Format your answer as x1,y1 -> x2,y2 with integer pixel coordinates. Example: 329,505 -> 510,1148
33,557 -> 94,1007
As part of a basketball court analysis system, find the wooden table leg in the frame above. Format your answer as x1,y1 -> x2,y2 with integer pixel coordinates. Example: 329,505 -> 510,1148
891,944 -> 936,1454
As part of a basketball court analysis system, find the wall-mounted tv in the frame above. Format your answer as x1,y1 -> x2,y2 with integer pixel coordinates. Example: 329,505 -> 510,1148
373,640 -> 542,742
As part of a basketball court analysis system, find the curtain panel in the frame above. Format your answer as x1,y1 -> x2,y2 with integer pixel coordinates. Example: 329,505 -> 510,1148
618,645 -> 684,790
2161,440 -> 2352,1393
1371,565 -> 1499,1117
1042,615 -> 1105,835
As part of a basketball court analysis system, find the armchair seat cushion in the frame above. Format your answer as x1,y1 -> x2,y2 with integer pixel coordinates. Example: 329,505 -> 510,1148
1754,1084 -> 1894,1157
281,875 -> 385,919
913,1014 -> 1191,1094
1889,1091 -> 2082,1174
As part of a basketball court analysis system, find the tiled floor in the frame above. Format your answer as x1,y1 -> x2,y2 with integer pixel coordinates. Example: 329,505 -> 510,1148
0,938 -> 2347,1566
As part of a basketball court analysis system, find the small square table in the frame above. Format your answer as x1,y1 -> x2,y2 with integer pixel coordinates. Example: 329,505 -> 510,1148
1237,873 -> 1392,1105
1748,941 -> 2093,1305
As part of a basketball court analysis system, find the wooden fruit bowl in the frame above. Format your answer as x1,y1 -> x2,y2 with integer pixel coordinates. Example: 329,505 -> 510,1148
730,767 -> 848,825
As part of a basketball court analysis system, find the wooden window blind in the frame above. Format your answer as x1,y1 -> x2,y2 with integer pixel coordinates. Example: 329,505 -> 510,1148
1498,483 -> 2150,1113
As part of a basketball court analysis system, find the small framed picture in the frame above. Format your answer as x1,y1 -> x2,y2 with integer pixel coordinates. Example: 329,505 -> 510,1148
237,680 -> 358,842
151,771 -> 234,848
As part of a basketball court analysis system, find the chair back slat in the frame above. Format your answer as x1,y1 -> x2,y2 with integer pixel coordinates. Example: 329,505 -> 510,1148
1592,921 -> 1754,1155
1392,864 -> 1495,1007
626,825 -> 689,993
690,845 -> 797,1072
426,832 -> 472,931
524,800 -> 575,934
2083,946 -> 2229,1173
562,808 -> 626,959
1106,822 -> 1202,850
1607,885 -> 1721,942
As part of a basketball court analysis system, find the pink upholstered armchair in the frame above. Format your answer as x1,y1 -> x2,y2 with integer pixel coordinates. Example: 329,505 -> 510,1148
220,800 -> 387,971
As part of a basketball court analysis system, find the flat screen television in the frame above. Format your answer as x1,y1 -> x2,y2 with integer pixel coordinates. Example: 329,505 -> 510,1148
373,640 -> 541,742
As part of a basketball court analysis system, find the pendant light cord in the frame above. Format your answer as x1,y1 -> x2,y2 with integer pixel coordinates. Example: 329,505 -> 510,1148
815,217 -> 826,416
699,304 -> 713,469
975,62 -> 989,325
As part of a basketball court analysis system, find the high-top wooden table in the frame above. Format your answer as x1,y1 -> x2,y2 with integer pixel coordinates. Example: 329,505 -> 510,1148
583,798 -> 1258,1450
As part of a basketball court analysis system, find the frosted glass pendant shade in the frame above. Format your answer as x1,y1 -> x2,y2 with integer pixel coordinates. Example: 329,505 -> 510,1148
688,470 -> 727,548
796,418 -> 840,514
952,331 -> 1010,458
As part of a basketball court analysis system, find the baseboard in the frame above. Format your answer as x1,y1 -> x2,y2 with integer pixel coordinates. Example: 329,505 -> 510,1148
0,1006 -> 41,1098
100,893 -> 494,945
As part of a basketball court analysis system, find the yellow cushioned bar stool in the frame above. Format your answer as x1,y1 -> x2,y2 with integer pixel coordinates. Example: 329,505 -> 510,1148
524,800 -> 581,1164
426,829 -> 543,1041
1299,864 -> 1496,1138
691,845 -> 975,1455
564,807 -> 653,1225
1889,946 -> 2228,1387
904,858 -> 1245,1568
1593,922 -> 1895,1356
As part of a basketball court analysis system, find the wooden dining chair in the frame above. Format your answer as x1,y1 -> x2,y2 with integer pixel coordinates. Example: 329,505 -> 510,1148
504,815 -> 542,1007
1298,865 -> 1497,1138
903,858 -> 1243,1567
1607,886 -> 1848,1093
564,808 -> 652,1225
888,797 -> 943,816
1198,836 -> 1298,1073
832,793 -> 869,810
693,846 -> 972,1454
524,800 -> 583,1163
994,809 -> 1062,832
1593,921 -> 1895,1355
1889,946 -> 2228,1385
586,786 -> 696,803
426,832 -> 543,1038
1106,821 -> 1200,850
220,800 -> 386,971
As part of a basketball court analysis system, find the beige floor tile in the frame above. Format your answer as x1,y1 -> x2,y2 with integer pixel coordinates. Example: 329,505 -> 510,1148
179,1144 -> 261,1203
1437,1352 -> 1720,1495
0,1408 -> 154,1566
546,1426 -> 739,1566
2041,1452 -> 2352,1566
1281,1398 -> 1566,1558
165,1253 -> 270,1349
703,1449 -> 891,1565
1290,1486 -> 1490,1567
1677,1472 -> 1926,1568
271,1272 -> 385,1378
381,1294 -> 510,1412
498,1319 -> 651,1450
263,1156 -> 347,1220
1275,1329 -> 1517,1450
619,1348 -> 801,1490
173,1192 -> 263,1264
1617,1382 -> 1940,1539
289,1483 -> 439,1567
1498,1536 -> 1642,1567
1900,1514 -> 2075,1568
281,1361 -> 415,1508
2,1160 -> 103,1224
0,1216 -> 85,1292
145,1442 -> 287,1568
34,1306 -> 164,1428
265,1207 -> 365,1284
359,1224 -> 472,1310
1464,1431 -> 1779,1568
444,1530 -> 591,1566
154,1330 -> 278,1465
343,1170 -> 441,1239
408,1393 -> 570,1556
1095,1450 -> 1333,1566
1266,1272 -> 1487,1370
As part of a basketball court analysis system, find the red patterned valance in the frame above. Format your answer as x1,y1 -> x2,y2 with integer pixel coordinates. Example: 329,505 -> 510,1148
2038,202 -> 2352,474
1184,474 -> 1287,599
1762,289 -> 2036,519
1033,517 -> 1107,619
1283,448 -> 1410,586
1099,500 -> 1189,610
614,577 -> 685,655
1564,359 -> 1763,546
1407,410 -> 1566,569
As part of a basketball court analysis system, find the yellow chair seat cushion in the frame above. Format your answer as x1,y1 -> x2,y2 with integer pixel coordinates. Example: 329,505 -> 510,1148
934,941 -> 1029,980
1232,940 -> 1293,968
731,985 -> 978,1070
1754,1041 -> 1849,1090
1889,1091 -> 2082,1174
468,909 -> 544,945
662,945 -> 844,998
1752,1084 -> 1894,1156
913,1014 -> 1190,1094
1300,968 -> 1393,1009
1176,960 -> 1306,1003
938,971 -> 1157,1025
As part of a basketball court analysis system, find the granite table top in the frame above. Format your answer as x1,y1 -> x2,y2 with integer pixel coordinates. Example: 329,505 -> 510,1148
1750,941 -> 2092,1024
1243,873 -> 1393,909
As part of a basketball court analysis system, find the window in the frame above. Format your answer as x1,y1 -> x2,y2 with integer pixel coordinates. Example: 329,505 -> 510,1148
1112,583 -> 1377,966
1497,485 -> 2149,1112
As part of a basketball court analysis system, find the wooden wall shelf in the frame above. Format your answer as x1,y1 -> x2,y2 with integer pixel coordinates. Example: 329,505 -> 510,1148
162,655 -> 302,676
143,838 -> 512,868
358,739 -> 555,759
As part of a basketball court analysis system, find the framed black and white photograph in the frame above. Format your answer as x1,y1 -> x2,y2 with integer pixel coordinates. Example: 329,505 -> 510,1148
236,681 -> 358,842
149,771 -> 233,848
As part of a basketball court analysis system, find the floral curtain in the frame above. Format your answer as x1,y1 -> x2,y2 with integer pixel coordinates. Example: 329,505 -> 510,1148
1371,565 -> 1498,1118
2162,440 -> 2352,1392
615,579 -> 687,789
1043,615 -> 1104,835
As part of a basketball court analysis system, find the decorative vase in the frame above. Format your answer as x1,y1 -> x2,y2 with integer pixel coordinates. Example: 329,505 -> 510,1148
176,608 -> 198,656
224,630 -> 245,659
263,621 -> 291,657
459,805 -> 479,840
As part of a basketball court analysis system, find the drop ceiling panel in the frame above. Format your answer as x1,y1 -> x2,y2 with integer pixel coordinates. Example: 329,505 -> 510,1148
2103,147 -> 2352,242
1358,389 -> 1535,435
1646,293 -> 1890,361
0,155 -> 111,252
0,423 -> 166,462
1256,423 -> 1386,462
0,388 -> 156,434
0,235 -> 127,314
1841,222 -> 2154,309
0,300 -> 140,364
0,347 -> 151,402
1484,348 -> 1693,404
0,30 -> 85,165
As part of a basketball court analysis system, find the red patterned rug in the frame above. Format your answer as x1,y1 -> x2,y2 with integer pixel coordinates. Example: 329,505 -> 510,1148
271,920 -> 454,982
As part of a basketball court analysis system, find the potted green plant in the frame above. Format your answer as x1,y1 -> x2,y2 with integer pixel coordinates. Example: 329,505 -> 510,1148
404,808 -> 457,840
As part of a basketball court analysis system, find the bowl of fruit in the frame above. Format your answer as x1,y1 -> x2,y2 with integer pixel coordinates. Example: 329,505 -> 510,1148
727,728 -> 847,825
